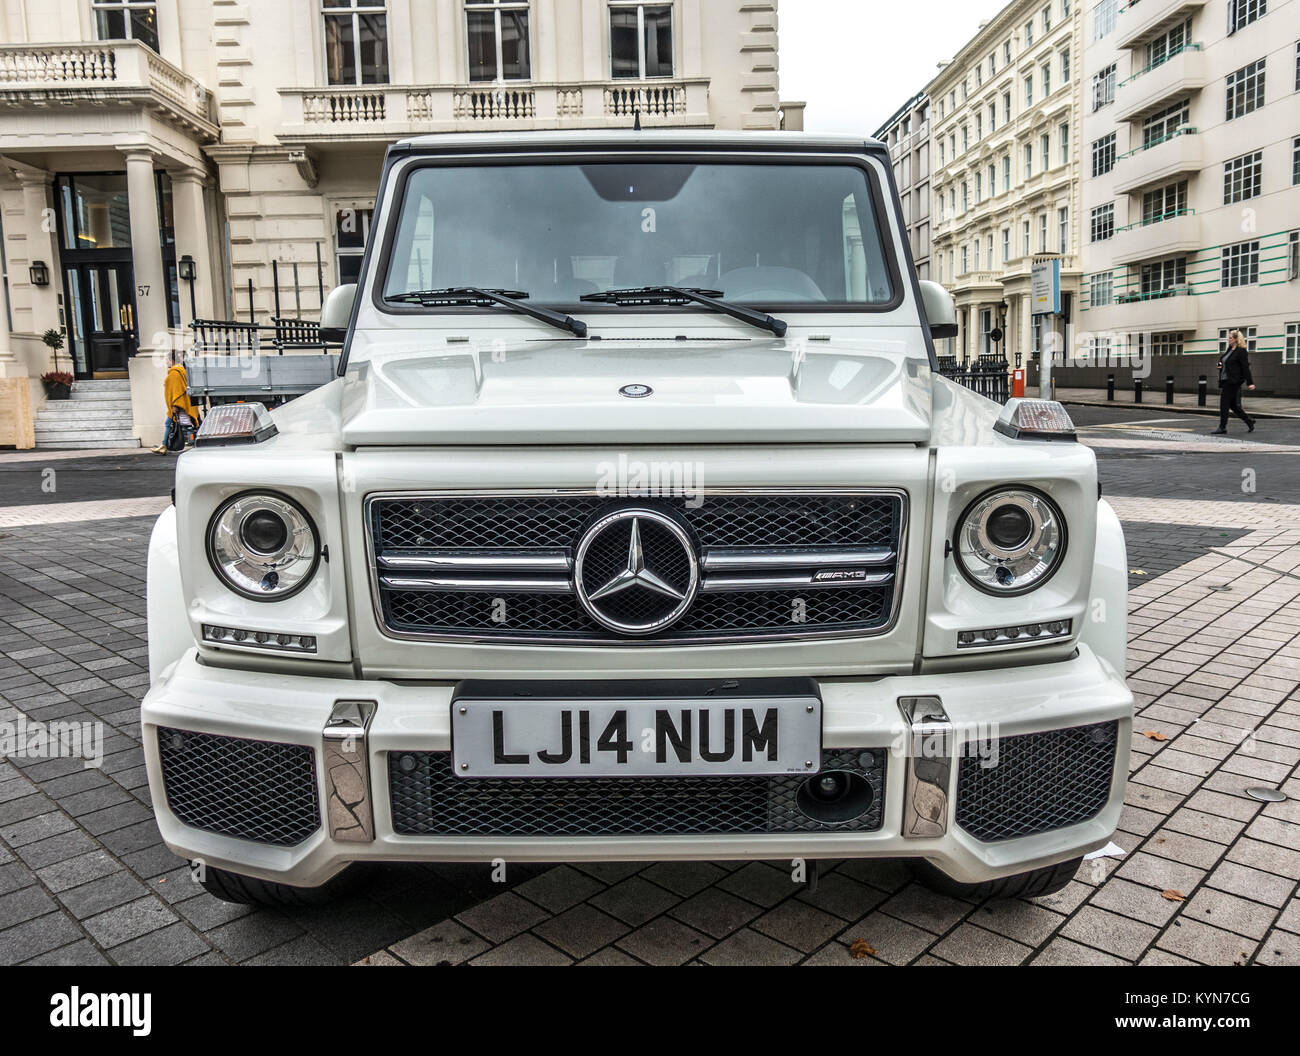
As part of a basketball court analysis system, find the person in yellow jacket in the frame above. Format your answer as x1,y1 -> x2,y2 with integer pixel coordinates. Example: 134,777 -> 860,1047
151,352 -> 200,454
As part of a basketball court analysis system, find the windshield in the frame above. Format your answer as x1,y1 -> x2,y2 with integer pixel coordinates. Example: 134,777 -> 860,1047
380,161 -> 897,307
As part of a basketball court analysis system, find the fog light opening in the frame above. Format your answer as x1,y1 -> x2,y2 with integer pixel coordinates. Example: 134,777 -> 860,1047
796,770 -> 874,824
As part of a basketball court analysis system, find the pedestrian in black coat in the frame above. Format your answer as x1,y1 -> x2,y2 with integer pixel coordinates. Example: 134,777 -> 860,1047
1211,329 -> 1256,434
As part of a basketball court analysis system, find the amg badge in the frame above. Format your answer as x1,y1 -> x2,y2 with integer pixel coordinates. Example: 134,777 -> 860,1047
812,568 -> 869,583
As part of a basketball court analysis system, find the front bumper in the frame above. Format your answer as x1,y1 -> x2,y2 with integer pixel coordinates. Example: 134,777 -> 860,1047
141,647 -> 1132,889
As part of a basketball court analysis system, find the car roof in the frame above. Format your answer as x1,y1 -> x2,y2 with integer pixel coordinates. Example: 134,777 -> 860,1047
390,128 -> 886,156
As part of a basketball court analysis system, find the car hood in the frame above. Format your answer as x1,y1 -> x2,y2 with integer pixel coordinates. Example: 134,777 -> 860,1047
339,335 -> 933,446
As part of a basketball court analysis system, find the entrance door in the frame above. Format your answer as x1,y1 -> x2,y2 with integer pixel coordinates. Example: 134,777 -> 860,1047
67,262 -> 137,378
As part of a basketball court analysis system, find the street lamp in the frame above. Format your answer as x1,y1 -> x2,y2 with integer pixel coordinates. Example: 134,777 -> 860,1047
29,260 -> 49,287
178,254 -> 197,320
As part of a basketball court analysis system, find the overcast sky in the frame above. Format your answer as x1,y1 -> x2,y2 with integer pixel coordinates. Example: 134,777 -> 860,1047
781,0 -> 1012,136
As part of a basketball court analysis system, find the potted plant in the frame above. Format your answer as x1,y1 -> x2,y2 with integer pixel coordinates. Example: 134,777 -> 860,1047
40,328 -> 73,399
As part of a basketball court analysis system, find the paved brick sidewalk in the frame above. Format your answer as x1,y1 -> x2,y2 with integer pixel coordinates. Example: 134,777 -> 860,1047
1,494 -> 1297,965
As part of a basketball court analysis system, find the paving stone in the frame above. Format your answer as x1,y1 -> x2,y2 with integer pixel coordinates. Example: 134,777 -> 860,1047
1115,851 -> 1206,895
576,946 -> 642,966
1143,829 -> 1228,870
1060,906 -> 1160,961
1206,861 -> 1295,907
837,910 -> 936,965
22,939 -> 111,966
1182,887 -> 1279,940
969,899 -> 1064,946
1031,937 -> 1129,966
698,926 -> 802,966
616,915 -> 712,965
0,911 -> 85,966
205,911 -> 304,962
389,919 -> 491,966
1088,876 -> 1184,927
0,884 -> 57,929
930,923 -> 1033,966
512,865 -> 606,914
716,861 -> 800,908
456,891 -> 551,943
796,871 -> 885,921
36,850 -> 121,893
1258,928 -> 1300,965
668,885 -> 760,939
81,895 -> 178,948
532,903 -> 630,959
639,860 -> 728,897
109,921 -> 211,966
57,871 -> 150,920
750,899 -> 844,953
877,882 -> 971,934
587,876 -> 680,927
469,933 -> 572,966
1156,918 -> 1256,966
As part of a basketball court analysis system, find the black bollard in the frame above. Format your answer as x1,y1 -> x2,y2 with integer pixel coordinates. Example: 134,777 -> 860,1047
1107,374 -> 1115,401
1198,375 -> 1207,407
1165,376 -> 1174,404
1134,378 -> 1143,404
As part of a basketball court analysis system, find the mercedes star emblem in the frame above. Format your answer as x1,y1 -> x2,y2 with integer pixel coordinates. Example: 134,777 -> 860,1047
574,508 -> 699,635
619,383 -> 653,398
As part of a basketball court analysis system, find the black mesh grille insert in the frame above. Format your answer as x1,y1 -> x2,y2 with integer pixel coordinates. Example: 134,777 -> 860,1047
955,721 -> 1118,842
371,493 -> 903,642
157,727 -> 321,847
388,749 -> 886,837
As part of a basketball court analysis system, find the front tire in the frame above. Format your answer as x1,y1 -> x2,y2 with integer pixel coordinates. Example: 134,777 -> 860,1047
911,857 -> 1081,901
198,864 -> 355,907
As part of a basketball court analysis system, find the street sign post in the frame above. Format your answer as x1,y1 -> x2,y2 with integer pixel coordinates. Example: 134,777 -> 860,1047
1031,259 -> 1061,398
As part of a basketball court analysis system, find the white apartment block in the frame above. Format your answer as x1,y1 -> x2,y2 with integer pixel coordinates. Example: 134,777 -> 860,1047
1075,0 -> 1300,395
875,90 -> 932,280
929,0 -> 1083,369
0,0 -> 787,447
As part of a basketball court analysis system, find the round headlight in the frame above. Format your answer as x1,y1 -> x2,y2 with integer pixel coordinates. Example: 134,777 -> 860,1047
955,487 -> 1065,595
207,492 -> 320,600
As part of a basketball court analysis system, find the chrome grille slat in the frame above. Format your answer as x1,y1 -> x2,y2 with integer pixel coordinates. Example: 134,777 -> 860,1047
367,491 -> 906,644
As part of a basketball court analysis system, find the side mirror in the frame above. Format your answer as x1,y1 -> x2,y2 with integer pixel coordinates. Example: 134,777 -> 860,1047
918,279 -> 958,340
320,283 -> 357,343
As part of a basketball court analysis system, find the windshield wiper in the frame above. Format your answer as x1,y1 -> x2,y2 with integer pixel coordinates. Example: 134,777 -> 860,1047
386,287 -> 587,338
580,286 -> 787,337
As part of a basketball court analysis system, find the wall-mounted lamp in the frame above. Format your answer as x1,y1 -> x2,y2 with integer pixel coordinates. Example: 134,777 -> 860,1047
179,254 -> 197,320
29,260 -> 49,287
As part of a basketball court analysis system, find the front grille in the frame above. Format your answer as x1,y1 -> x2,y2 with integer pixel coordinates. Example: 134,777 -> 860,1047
388,749 -> 886,837
369,492 -> 904,643
156,727 -> 321,847
955,721 -> 1118,842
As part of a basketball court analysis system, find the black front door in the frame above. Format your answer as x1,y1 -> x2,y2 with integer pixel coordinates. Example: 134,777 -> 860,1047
65,261 -> 137,378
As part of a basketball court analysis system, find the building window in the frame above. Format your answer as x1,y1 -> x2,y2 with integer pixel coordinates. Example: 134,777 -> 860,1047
1221,240 -> 1260,287
976,65 -> 983,88
323,0 -> 388,85
1285,321 -> 1300,364
0,213 -> 9,333
962,181 -> 969,210
335,206 -> 374,285
1142,180 -> 1188,223
1058,207 -> 1068,254
962,125 -> 969,152
1003,92 -> 1011,124
1002,227 -> 1011,263
1226,59 -> 1266,120
1092,64 -> 1116,110
1025,20 -> 1035,46
92,0 -> 159,52
961,246 -> 969,273
975,173 -> 982,202
1295,41 -> 1299,91
1092,132 -> 1116,176
1223,151 -> 1264,204
610,2 -> 673,79
1041,133 -> 1050,172
1039,213 -> 1048,253
1090,203 -> 1115,242
1142,98 -> 1189,147
1146,333 -> 1185,356
1141,257 -> 1186,295
1022,219 -> 1031,256
1094,0 -> 1117,41
1290,230 -> 1300,279
1025,75 -> 1034,107
1218,326 -> 1257,354
1002,154 -> 1011,191
1061,47 -> 1071,83
467,0 -> 531,81
1024,142 -> 1033,179
1089,271 -> 1113,307
1059,122 -> 1069,165
976,114 -> 983,140
1042,63 -> 1051,96
1229,0 -> 1267,32
1005,40 -> 1012,65
988,164 -> 996,196
1043,4 -> 1052,31
988,102 -> 997,133
939,141 -> 946,167
1147,19 -> 1192,70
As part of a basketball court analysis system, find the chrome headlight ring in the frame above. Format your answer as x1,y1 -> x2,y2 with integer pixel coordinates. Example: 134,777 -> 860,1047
206,491 -> 321,601
954,486 -> 1066,596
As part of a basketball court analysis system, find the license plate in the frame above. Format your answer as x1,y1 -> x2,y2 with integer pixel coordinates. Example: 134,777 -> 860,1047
451,694 -> 822,778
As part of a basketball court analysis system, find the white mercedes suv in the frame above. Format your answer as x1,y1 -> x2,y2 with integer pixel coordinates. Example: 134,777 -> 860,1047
141,131 -> 1132,906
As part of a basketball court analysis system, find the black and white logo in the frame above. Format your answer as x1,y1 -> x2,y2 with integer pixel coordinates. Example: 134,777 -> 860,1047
618,383 -> 653,398
574,509 -> 699,635
812,568 -> 869,583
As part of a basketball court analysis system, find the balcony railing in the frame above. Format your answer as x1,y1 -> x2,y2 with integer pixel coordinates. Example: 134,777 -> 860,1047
1119,124 -> 1197,160
0,40 -> 216,128
1114,286 -> 1191,304
1116,207 -> 1196,232
1119,42 -> 1202,87
279,78 -> 711,140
